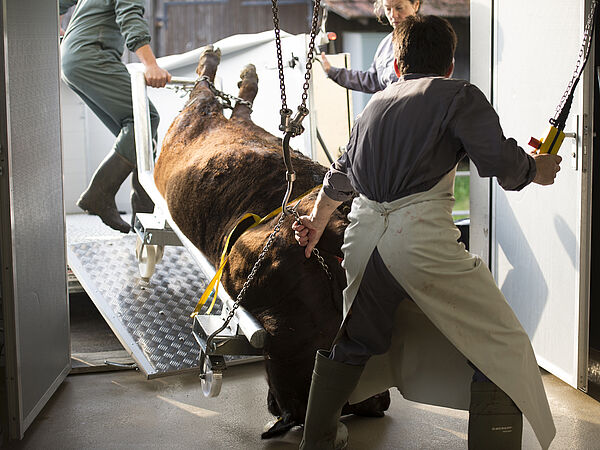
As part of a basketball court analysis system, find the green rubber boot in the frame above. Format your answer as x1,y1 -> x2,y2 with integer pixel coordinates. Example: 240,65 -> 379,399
77,151 -> 133,233
468,381 -> 523,450
299,351 -> 364,450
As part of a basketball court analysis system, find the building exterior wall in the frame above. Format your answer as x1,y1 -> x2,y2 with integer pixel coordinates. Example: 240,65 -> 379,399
153,0 -> 313,56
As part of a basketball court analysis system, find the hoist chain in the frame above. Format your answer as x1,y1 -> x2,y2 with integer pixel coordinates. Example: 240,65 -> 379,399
270,0 -> 288,113
205,211 -> 287,355
551,0 -> 598,127
271,0 -> 321,137
300,0 -> 322,110
200,1 -> 329,373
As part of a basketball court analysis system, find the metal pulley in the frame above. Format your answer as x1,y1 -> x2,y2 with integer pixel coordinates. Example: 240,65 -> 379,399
279,108 -> 292,132
199,354 -> 223,397
280,106 -> 309,137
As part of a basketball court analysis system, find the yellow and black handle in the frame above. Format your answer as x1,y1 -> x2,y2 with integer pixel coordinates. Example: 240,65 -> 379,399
528,126 -> 565,155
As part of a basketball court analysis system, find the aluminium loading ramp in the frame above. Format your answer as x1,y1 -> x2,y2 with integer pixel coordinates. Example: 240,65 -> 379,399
66,213 -> 253,379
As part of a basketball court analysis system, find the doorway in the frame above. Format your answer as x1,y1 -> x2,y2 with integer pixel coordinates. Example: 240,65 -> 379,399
588,24 -> 600,397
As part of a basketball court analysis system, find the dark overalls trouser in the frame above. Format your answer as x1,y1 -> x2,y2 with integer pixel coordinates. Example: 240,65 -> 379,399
61,44 -> 160,166
332,247 -> 489,383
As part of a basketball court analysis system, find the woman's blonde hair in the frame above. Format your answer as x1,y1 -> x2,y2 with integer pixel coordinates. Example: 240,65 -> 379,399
373,0 -> 422,24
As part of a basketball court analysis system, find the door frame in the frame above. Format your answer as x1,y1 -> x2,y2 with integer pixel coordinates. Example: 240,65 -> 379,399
0,0 -> 71,438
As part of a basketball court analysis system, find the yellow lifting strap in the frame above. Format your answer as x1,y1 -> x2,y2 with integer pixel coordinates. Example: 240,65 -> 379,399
190,184 -> 321,317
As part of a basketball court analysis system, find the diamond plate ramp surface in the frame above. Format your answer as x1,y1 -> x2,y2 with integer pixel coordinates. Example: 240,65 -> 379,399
66,214 -> 217,378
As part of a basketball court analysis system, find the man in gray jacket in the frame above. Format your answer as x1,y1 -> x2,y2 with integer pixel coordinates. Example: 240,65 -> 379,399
294,15 -> 561,450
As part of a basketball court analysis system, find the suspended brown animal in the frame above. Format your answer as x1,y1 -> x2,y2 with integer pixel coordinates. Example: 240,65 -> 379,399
153,46 -> 390,437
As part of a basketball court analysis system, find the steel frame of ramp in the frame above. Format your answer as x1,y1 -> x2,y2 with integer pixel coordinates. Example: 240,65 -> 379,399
66,214 -> 214,378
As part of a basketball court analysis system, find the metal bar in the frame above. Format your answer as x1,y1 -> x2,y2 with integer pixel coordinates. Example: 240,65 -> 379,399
452,210 -> 470,216
169,76 -> 197,85
131,73 -> 266,349
315,127 -> 334,164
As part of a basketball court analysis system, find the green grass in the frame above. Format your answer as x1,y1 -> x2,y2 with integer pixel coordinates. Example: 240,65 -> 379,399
453,175 -> 470,220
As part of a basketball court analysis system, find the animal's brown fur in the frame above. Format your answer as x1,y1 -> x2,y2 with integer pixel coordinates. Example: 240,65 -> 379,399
154,46 -> 389,436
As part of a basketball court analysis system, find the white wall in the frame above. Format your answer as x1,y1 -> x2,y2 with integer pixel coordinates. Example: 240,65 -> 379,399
60,83 -> 132,214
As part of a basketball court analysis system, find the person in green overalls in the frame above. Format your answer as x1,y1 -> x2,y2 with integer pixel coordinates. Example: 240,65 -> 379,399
59,0 -> 171,233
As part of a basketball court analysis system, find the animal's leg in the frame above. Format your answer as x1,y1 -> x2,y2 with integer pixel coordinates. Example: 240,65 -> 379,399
231,64 -> 258,122
195,45 -> 221,83
183,45 -> 223,115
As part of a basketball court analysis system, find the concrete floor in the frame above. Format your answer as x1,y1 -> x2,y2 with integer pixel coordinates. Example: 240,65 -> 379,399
8,362 -> 600,450
8,293 -> 600,449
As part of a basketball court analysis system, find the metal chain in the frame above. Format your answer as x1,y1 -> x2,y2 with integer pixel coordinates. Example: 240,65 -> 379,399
552,0 -> 598,124
300,0 -> 322,109
205,211 -> 287,353
204,203 -> 332,354
165,84 -> 195,97
292,209 -> 332,279
196,75 -> 254,112
272,0 -> 321,135
271,0 -> 288,111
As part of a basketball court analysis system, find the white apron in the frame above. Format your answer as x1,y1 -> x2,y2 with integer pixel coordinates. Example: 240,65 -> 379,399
340,169 -> 555,449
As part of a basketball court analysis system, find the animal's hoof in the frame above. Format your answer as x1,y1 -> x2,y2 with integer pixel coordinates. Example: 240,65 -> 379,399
196,45 -> 222,78
240,64 -> 258,80
238,64 -> 259,89
261,413 -> 298,439
199,45 -> 221,61
341,389 -> 391,417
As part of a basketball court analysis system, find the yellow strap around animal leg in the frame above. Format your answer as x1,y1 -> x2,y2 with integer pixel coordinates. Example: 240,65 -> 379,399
191,184 -> 322,318
191,213 -> 261,317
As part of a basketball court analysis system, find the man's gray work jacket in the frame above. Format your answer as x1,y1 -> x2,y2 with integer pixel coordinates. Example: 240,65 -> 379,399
323,74 -> 537,202
60,0 -> 151,57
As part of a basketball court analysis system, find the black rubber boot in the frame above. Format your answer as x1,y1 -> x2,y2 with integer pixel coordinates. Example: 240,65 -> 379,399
76,151 -> 133,233
130,169 -> 155,229
299,351 -> 364,450
468,381 -> 523,450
